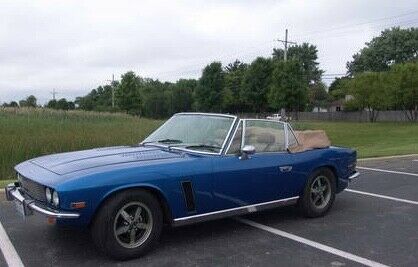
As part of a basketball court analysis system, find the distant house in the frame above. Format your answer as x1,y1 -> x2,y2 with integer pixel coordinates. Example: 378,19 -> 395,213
328,99 -> 344,112
327,95 -> 353,112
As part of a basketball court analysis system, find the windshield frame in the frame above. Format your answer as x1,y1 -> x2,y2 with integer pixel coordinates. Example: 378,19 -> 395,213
141,112 -> 238,155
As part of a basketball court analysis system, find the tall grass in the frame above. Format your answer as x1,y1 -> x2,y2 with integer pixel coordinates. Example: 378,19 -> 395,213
1,108 -> 417,180
0,108 -> 162,180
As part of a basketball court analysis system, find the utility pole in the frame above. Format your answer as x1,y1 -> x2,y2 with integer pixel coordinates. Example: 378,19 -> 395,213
50,89 -> 58,100
276,29 -> 297,119
277,29 -> 296,62
107,74 -> 115,108
111,74 -> 115,108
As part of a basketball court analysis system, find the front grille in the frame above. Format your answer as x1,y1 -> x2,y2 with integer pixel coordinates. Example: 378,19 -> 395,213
18,174 -> 46,202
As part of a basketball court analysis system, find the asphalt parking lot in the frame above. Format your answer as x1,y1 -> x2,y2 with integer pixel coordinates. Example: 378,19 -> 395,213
0,155 -> 417,267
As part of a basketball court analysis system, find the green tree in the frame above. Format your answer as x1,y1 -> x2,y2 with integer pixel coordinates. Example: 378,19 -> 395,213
388,62 -> 418,121
172,79 -> 196,113
19,95 -> 37,107
268,60 -> 308,116
328,77 -> 351,100
141,79 -> 171,118
222,60 -> 247,113
241,57 -> 274,112
309,82 -> 330,112
47,99 -> 57,109
56,98 -> 70,110
347,27 -> 418,75
345,72 -> 390,122
116,71 -> 143,114
273,43 -> 323,83
2,101 -> 18,107
195,62 -> 224,112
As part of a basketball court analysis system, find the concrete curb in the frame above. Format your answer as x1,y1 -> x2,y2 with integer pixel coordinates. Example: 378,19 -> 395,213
358,154 -> 418,161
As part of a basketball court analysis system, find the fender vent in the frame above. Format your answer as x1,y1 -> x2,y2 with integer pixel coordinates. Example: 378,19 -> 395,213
181,181 -> 196,212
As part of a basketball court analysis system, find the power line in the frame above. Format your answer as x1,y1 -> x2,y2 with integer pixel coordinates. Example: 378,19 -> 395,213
295,9 -> 418,40
149,10 -> 418,82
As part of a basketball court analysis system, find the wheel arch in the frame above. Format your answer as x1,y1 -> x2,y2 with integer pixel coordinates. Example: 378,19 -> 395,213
311,164 -> 339,188
89,184 -> 174,227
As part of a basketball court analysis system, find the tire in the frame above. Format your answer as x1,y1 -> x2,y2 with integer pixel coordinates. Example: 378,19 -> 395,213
91,189 -> 163,260
299,168 -> 336,218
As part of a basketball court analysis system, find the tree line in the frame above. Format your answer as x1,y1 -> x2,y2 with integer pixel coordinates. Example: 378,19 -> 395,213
74,42 -> 325,118
2,27 -> 417,121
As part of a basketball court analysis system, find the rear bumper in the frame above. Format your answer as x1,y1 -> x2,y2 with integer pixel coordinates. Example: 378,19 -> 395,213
4,183 -> 80,219
348,171 -> 360,181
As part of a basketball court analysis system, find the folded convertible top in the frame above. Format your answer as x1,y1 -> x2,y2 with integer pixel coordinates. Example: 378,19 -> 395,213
289,130 -> 331,153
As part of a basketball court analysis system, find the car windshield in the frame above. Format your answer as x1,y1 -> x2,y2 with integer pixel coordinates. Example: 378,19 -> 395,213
142,114 -> 235,153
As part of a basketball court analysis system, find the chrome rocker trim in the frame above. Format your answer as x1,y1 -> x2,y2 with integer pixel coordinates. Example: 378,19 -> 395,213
172,196 -> 299,226
4,183 -> 80,219
348,171 -> 360,181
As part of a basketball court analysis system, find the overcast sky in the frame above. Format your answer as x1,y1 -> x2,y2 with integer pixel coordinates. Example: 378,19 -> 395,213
1,0 -> 417,104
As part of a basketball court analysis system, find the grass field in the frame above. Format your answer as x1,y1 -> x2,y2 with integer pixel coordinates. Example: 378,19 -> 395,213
0,108 -> 417,182
293,121 -> 418,158
0,108 -> 162,180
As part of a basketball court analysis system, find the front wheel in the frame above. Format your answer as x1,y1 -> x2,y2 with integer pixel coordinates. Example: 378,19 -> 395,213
91,189 -> 163,260
299,168 -> 336,218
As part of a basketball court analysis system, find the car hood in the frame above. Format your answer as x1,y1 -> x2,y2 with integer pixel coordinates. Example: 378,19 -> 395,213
29,145 -> 182,175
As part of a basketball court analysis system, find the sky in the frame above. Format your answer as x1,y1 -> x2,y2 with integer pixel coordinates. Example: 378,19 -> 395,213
1,0 -> 418,105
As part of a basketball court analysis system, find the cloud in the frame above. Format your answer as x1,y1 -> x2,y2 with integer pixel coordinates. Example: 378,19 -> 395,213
0,0 -> 417,103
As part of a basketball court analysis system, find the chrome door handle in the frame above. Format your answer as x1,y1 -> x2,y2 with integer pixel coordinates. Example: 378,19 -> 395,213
279,166 -> 292,172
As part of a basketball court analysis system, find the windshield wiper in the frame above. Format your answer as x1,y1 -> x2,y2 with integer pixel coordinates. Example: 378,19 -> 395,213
141,139 -> 183,145
184,144 -> 221,152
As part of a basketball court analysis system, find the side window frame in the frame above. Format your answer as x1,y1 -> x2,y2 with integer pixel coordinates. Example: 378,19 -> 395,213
224,119 -> 294,155
242,119 -> 288,154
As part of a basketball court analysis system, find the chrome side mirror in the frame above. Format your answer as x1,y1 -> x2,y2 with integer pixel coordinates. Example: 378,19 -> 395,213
240,145 -> 255,160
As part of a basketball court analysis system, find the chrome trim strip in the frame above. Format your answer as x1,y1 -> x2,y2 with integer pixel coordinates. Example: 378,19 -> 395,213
173,196 -> 299,226
224,119 -> 242,154
348,171 -> 360,181
220,116 -> 238,155
284,122 -> 289,149
176,112 -> 237,119
241,119 -> 246,149
5,184 -> 80,219
287,123 -> 300,146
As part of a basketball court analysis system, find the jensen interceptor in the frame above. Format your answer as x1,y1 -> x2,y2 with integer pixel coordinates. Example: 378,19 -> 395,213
5,112 -> 359,259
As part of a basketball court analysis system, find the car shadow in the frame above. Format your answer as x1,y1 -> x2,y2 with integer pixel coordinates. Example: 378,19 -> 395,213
41,201 -> 349,265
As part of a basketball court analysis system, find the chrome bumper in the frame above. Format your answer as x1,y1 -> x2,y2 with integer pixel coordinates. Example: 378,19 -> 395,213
4,183 -> 80,219
348,171 -> 360,181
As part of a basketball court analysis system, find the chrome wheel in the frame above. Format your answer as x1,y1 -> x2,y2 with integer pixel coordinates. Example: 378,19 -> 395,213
113,202 -> 153,249
310,175 -> 331,209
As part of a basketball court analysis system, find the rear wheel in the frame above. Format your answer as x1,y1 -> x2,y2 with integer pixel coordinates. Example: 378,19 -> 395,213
91,189 -> 163,260
299,168 -> 336,218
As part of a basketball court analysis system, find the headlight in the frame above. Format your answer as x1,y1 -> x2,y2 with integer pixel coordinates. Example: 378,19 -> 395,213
45,188 -> 52,203
52,190 -> 59,207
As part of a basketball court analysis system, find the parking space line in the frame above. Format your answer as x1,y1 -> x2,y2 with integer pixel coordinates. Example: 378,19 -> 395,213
345,189 -> 418,205
357,166 -> 418,177
236,218 -> 390,267
0,221 -> 24,267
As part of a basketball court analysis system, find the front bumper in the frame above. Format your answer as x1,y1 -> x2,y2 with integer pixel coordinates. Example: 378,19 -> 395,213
4,183 -> 80,219
348,171 -> 360,181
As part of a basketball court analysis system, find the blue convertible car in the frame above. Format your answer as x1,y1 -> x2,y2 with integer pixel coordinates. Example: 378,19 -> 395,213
5,112 -> 359,259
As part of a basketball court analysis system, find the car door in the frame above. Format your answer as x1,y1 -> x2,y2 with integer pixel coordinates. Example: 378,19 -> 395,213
212,119 -> 298,211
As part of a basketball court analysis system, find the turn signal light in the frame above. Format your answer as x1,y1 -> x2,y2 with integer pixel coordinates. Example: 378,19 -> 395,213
70,202 -> 86,209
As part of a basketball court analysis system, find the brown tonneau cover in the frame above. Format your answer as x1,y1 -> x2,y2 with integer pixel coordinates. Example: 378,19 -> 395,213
289,130 -> 331,153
